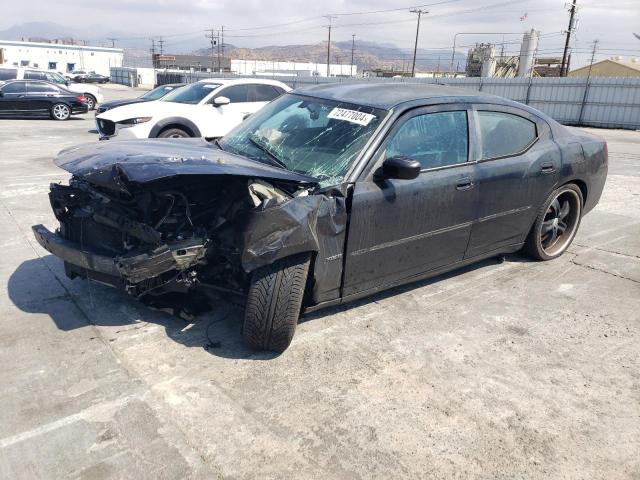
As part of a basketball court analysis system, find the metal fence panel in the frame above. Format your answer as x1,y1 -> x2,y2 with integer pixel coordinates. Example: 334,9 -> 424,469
152,71 -> 640,129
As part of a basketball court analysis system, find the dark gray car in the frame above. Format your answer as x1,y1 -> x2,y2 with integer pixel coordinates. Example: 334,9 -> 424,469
32,83 -> 607,351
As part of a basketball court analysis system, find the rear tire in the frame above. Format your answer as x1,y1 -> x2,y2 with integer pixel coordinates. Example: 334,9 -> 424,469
84,94 -> 96,110
50,103 -> 71,121
157,127 -> 190,138
524,183 -> 583,261
243,253 -> 311,352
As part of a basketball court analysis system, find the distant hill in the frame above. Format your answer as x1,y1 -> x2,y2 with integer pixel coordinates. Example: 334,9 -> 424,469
195,41 -> 465,73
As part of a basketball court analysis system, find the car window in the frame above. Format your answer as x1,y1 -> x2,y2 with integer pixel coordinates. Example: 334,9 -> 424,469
24,71 -> 45,80
478,111 -> 537,159
141,85 -> 177,100
162,82 -> 221,104
386,111 -> 469,170
218,85 -> 249,103
44,72 -> 66,84
27,82 -> 59,93
1,82 -> 27,94
250,84 -> 282,102
0,68 -> 17,80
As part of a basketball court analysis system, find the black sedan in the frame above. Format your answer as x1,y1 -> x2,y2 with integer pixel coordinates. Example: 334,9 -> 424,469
76,72 -> 109,84
0,80 -> 88,120
32,83 -> 607,351
95,83 -> 185,115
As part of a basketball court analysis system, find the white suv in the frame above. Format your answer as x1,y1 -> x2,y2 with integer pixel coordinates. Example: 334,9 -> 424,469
94,78 -> 290,140
0,67 -> 104,110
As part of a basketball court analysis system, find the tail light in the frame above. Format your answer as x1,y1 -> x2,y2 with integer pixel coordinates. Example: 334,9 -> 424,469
77,95 -> 87,103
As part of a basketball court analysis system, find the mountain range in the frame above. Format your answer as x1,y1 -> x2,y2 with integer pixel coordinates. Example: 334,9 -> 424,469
1,22 -> 466,72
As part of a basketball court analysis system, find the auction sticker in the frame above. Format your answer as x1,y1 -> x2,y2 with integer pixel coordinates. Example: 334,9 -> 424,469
328,107 -> 376,126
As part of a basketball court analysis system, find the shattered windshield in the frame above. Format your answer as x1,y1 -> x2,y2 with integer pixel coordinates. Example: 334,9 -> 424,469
220,94 -> 386,186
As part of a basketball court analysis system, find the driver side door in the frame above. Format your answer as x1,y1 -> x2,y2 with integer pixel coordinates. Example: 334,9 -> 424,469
342,104 -> 479,297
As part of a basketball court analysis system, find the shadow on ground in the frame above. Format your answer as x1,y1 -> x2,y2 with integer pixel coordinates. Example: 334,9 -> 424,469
9,253 -> 520,359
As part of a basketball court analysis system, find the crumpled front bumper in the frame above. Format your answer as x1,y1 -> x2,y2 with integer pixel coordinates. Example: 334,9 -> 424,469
32,224 -> 207,286
32,224 -> 121,277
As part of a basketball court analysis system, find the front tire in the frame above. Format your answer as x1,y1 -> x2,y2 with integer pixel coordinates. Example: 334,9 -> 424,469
243,253 -> 311,352
157,127 -> 190,138
524,183 -> 583,261
50,103 -> 71,121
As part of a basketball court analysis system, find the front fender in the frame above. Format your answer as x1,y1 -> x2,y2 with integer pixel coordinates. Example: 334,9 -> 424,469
149,117 -> 202,138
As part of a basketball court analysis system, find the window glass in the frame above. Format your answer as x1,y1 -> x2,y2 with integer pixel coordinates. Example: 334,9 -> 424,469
27,82 -> 59,93
141,85 -> 178,100
218,85 -> 249,103
250,84 -> 281,102
386,111 -> 468,169
1,82 -> 27,94
44,72 -> 65,84
220,94 -> 385,186
24,71 -> 45,80
478,111 -> 537,159
0,68 -> 17,80
162,82 -> 220,104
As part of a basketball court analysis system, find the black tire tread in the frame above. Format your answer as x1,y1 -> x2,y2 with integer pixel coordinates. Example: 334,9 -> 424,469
243,253 -> 311,352
524,183 -> 583,261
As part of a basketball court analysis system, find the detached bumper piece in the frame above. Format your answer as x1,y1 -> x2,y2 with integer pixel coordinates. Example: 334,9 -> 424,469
32,224 -> 207,290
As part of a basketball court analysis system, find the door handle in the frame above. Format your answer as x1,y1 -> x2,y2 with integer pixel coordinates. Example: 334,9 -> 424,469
540,162 -> 556,174
456,178 -> 474,191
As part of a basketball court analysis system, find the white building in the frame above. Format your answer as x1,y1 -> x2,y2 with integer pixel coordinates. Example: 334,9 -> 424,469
231,59 -> 357,77
0,40 -> 123,75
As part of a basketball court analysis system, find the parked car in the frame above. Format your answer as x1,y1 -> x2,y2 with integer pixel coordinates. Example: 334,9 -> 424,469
0,67 -> 104,110
95,78 -> 290,140
32,83 -> 607,351
96,83 -> 186,115
75,71 -> 110,84
0,80 -> 88,120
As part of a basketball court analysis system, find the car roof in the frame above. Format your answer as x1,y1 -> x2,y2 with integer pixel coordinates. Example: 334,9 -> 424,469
293,82 -> 503,110
195,78 -> 288,87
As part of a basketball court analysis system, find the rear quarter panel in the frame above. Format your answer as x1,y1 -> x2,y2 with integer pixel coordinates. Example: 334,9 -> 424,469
556,127 -> 608,215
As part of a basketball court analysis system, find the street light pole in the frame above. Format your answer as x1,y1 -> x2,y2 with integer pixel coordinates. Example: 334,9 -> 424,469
410,9 -> 427,77
350,34 -> 356,77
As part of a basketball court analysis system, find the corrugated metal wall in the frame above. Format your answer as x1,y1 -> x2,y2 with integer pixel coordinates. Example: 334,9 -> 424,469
153,71 -> 640,130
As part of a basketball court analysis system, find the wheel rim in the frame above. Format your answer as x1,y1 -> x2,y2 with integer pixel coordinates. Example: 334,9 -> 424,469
169,132 -> 186,138
53,104 -> 69,119
86,97 -> 95,109
540,189 -> 581,256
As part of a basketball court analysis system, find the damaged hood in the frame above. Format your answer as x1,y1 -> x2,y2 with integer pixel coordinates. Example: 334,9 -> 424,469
54,138 -> 318,190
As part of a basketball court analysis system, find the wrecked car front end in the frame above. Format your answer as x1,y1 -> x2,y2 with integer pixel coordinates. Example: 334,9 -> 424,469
33,138 -> 348,315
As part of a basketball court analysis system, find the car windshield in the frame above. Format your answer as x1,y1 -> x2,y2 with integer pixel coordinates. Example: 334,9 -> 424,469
141,85 -> 178,100
220,94 -> 386,186
43,72 -> 66,85
161,82 -> 220,104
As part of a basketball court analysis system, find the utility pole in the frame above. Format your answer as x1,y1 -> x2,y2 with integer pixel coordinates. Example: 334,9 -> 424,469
410,9 -> 428,77
586,39 -> 598,77
325,15 -> 336,77
578,39 -> 598,124
350,34 -> 356,77
561,0 -> 578,77
158,36 -> 164,56
150,38 -> 156,68
107,37 -> 117,48
205,29 -> 217,72
221,26 -> 225,72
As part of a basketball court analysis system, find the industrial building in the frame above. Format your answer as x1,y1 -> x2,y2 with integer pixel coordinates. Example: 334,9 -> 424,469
0,40 -> 123,75
569,58 -> 640,77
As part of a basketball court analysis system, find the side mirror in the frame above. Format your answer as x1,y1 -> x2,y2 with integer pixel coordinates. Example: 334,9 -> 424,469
213,96 -> 230,106
65,80 -> 70,86
378,156 -> 421,180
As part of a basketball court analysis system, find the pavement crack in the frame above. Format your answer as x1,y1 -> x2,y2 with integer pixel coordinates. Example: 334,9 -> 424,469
570,257 -> 640,284
573,243 -> 640,260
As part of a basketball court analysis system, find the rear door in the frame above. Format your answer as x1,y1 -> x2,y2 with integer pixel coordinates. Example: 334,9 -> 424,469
25,81 -> 60,114
465,105 -> 560,258
343,104 -> 479,296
